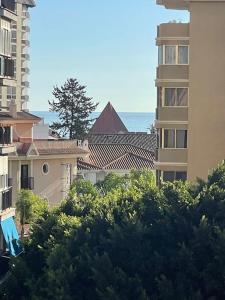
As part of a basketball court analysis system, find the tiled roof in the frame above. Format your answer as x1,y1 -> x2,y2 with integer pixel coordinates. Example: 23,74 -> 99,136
77,160 -> 101,171
0,111 -> 41,121
90,102 -> 128,134
14,141 -> 89,156
86,143 -> 154,170
33,141 -> 89,156
104,152 -> 154,170
88,133 -> 157,151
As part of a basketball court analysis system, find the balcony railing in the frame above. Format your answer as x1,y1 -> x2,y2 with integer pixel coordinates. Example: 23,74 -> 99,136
1,187 -> 12,211
0,57 -> 15,78
21,177 -> 34,190
0,0 -> 16,12
0,127 -> 11,145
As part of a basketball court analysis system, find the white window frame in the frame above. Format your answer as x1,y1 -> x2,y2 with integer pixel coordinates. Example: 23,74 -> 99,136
162,87 -> 189,107
158,45 -> 189,65
162,128 -> 188,149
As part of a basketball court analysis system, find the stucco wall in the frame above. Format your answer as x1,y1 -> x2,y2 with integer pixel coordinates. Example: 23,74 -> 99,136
188,2 -> 225,180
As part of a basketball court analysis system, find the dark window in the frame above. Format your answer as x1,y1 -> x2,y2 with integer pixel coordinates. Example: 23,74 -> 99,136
163,171 -> 175,182
175,172 -> 187,181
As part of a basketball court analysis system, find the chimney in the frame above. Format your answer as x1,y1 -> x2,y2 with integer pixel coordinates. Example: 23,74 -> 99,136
9,100 -> 17,119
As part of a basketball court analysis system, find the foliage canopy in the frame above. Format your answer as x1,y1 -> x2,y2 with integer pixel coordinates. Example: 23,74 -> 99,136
3,165 -> 225,299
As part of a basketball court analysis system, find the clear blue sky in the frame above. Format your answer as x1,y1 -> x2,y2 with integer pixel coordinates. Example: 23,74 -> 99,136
29,0 -> 189,112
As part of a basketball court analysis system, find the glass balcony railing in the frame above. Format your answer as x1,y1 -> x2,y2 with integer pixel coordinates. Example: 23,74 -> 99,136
0,127 -> 12,146
0,187 -> 12,211
21,177 -> 34,190
0,0 -> 16,12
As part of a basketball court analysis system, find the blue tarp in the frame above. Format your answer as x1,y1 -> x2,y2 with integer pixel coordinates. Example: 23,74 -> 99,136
1,217 -> 23,257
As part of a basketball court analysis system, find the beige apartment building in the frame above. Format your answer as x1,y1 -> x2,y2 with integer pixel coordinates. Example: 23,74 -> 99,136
155,0 -> 225,183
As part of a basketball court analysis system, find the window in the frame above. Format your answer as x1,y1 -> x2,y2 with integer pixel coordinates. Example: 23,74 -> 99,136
158,46 -> 163,65
176,130 -> 187,148
178,46 -> 189,64
163,129 -> 187,149
164,129 -> 175,148
7,86 -> 16,100
163,88 -> 188,107
163,171 -> 187,182
164,88 -> 176,106
42,163 -> 49,175
158,45 -> 189,65
165,46 -> 176,64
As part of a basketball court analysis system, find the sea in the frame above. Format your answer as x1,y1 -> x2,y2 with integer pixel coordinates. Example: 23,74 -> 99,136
32,111 -> 155,133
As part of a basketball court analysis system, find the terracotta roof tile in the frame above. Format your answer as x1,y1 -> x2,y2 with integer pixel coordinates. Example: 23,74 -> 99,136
14,141 -> 89,156
88,133 -> 156,151
90,102 -> 128,134
88,144 -> 154,170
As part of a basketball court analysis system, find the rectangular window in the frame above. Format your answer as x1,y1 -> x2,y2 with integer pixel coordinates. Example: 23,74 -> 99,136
164,88 -> 176,106
176,130 -> 187,148
158,45 -> 189,66
157,87 -> 162,107
177,88 -> 188,106
164,129 -> 175,148
163,129 -> 187,149
178,46 -> 189,64
163,171 -> 187,182
163,88 -> 188,107
165,46 -> 176,64
158,46 -> 163,65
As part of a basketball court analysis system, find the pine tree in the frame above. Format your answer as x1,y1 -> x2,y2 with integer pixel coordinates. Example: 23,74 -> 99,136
49,78 -> 98,140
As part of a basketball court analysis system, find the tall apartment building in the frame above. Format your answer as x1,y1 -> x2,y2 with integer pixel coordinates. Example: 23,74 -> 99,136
0,0 -> 24,274
155,0 -> 225,183
0,0 -> 35,111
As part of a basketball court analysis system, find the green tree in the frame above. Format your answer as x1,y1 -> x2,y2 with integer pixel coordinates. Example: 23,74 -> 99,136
49,78 -> 98,139
4,166 -> 225,299
16,190 -> 48,240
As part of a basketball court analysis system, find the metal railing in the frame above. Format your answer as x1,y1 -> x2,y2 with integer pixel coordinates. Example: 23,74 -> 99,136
1,187 -> 12,210
21,177 -> 34,190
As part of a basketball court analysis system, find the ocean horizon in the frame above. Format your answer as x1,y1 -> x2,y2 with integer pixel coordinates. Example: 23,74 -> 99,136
32,111 -> 156,133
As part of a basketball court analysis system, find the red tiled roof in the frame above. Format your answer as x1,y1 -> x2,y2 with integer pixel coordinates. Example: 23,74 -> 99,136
89,144 -> 154,168
89,102 -> 128,134
0,111 -> 41,121
77,160 -> 101,171
14,140 -> 89,156
34,141 -> 89,155
87,133 -> 156,151
104,152 -> 154,170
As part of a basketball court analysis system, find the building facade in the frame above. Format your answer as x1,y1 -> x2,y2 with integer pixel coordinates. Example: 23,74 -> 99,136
0,0 -> 23,271
155,0 -> 225,183
0,0 -> 34,111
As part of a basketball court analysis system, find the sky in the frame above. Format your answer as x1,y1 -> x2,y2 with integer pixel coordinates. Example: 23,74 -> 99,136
29,0 -> 189,112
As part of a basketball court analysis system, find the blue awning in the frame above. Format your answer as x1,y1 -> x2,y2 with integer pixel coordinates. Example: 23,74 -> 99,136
1,217 -> 23,257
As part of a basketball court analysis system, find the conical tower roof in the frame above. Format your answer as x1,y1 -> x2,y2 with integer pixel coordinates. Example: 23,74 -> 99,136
89,102 -> 128,134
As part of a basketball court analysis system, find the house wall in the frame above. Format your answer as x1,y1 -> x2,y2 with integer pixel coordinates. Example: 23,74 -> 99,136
10,157 -> 78,207
13,123 -> 33,142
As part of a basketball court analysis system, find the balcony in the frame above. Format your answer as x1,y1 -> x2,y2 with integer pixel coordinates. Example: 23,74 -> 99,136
22,81 -> 30,88
156,65 -> 189,82
156,107 -> 188,122
157,148 -> 187,163
21,54 -> 30,61
1,188 -> 12,211
0,0 -> 15,12
157,23 -> 189,40
156,0 -> 189,10
0,127 -> 15,155
21,177 -> 34,190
